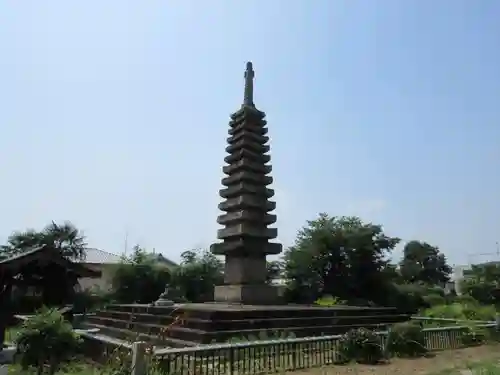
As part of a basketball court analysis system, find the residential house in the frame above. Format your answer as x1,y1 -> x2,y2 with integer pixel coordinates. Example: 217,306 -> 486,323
76,248 -> 178,292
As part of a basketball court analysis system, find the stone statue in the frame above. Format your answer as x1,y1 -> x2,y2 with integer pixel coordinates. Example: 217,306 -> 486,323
153,285 -> 187,306
154,286 -> 174,307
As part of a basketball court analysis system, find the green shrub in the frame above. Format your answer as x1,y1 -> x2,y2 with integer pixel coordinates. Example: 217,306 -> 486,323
461,279 -> 499,306
72,288 -> 114,313
337,328 -> 384,364
454,294 -> 479,306
460,325 -> 488,347
424,284 -> 446,297
423,293 -> 445,307
314,295 -> 346,306
15,307 -> 82,375
111,246 -> 173,304
387,321 -> 427,357
422,302 -> 495,322
385,283 -> 428,313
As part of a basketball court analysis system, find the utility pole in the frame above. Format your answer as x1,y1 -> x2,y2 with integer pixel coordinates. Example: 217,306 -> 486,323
124,229 -> 129,255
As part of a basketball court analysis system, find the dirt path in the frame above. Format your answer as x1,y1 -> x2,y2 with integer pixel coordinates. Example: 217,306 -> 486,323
289,345 -> 500,375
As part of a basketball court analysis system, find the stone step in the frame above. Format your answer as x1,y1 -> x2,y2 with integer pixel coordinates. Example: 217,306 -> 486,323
86,316 -> 208,343
94,309 -> 407,331
86,315 -> 403,344
103,303 -> 401,320
80,322 -> 199,348
170,322 -> 398,344
98,307 -> 407,322
94,304 -> 410,346
96,310 -> 178,326
103,304 -> 180,316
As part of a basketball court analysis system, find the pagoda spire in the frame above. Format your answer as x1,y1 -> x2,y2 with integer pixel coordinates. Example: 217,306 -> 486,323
243,61 -> 255,107
211,62 -> 282,305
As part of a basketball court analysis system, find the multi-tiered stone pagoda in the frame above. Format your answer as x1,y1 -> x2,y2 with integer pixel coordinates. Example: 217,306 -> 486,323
80,63 -> 410,350
210,62 -> 282,305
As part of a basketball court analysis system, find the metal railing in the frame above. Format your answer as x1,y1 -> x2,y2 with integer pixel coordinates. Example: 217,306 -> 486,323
146,322 -> 497,375
411,316 -> 493,324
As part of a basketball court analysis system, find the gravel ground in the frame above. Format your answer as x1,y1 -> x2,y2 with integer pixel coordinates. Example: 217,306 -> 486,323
289,345 -> 500,375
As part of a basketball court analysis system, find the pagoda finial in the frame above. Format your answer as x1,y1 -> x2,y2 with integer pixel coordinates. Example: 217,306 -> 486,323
243,61 -> 254,107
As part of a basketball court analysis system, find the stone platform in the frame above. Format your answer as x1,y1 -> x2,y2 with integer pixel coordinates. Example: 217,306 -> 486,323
81,303 -> 410,347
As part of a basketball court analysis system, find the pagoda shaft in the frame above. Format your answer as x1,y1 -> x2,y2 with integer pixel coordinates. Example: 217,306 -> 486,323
210,62 -> 282,305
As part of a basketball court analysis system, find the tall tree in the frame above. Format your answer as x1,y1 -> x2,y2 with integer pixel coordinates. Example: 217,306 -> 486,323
111,245 -> 171,304
283,213 -> 400,305
0,221 -> 86,261
381,263 -> 402,283
460,263 -> 500,305
0,221 -> 88,308
399,241 -> 451,285
170,249 -> 224,303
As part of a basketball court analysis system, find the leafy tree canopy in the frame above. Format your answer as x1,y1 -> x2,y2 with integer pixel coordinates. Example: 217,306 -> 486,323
170,249 -> 224,303
0,221 -> 88,309
283,213 -> 400,305
111,245 -> 171,304
460,263 -> 500,306
399,240 -> 452,285
0,221 -> 86,261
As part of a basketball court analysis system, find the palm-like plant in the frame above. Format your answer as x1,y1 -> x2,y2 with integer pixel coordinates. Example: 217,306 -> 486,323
0,221 -> 87,261
42,221 -> 87,261
0,229 -> 41,259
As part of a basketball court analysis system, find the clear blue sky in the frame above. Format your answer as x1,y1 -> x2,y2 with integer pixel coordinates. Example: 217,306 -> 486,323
1,1 -> 499,266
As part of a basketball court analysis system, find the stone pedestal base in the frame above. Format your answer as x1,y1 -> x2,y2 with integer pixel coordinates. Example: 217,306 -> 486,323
87,303 -> 410,346
214,284 -> 281,305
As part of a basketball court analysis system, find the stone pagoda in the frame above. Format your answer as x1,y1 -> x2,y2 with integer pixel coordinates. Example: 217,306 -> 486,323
210,62 -> 282,305
81,63 -> 410,349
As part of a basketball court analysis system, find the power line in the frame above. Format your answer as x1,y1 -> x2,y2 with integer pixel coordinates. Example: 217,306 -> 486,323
466,241 -> 500,266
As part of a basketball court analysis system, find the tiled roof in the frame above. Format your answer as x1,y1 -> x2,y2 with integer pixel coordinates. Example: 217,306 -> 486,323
0,246 -> 101,278
153,253 -> 178,267
79,248 -> 178,267
80,248 -> 123,264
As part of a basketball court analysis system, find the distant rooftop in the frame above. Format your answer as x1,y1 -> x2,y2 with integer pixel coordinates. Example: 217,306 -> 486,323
79,248 -> 178,267
0,246 -> 101,278
79,248 -> 123,264
152,253 -> 178,267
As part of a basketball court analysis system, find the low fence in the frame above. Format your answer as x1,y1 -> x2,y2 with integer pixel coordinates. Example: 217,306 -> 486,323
411,316 -> 494,324
133,321 -> 497,375
6,316 -> 497,374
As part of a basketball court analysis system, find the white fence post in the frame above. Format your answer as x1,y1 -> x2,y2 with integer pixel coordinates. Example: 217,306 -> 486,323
131,341 -> 147,375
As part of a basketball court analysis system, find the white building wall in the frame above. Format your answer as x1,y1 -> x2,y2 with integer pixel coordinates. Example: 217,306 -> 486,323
451,265 -> 470,295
